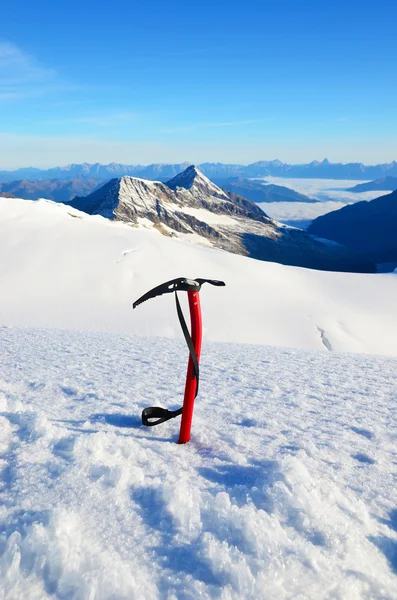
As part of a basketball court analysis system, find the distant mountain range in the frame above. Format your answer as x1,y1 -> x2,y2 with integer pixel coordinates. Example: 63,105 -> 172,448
308,190 -> 397,265
346,177 -> 397,193
1,158 -> 397,183
69,165 -> 374,273
0,179 -> 102,203
213,178 -> 316,203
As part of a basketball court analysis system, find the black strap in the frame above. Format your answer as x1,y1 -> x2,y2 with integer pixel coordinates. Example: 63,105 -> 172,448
141,291 -> 199,427
174,291 -> 199,395
142,406 -> 182,427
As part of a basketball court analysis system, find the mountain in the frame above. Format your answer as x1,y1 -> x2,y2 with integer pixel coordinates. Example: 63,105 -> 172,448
0,191 -> 16,198
213,177 -> 317,203
2,159 -> 397,183
307,190 -> 397,264
70,164 -> 374,273
0,178 -> 102,203
346,176 -> 397,193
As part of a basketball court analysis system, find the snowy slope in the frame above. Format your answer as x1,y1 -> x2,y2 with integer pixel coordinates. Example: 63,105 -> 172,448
0,327 -> 396,599
1,197 -> 397,356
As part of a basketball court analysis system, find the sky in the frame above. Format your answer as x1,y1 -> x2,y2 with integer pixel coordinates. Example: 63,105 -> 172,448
1,0 -> 396,168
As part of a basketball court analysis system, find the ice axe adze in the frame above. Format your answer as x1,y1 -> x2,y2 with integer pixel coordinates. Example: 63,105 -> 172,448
133,277 -> 225,444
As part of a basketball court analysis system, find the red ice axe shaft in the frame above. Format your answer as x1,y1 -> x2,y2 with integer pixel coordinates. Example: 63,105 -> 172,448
178,289 -> 202,443
133,277 -> 225,443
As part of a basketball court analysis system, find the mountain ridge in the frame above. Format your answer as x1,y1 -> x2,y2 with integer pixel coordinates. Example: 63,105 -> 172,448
307,190 -> 397,266
2,159 -> 397,183
346,176 -> 397,193
0,178 -> 103,203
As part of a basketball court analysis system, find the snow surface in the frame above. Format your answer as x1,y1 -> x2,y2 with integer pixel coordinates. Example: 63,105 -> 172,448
0,327 -> 396,599
1,197 -> 397,356
124,176 -> 161,185
175,206 -> 237,226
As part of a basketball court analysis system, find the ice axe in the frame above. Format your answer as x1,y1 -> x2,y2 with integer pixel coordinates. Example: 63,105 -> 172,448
133,277 -> 225,443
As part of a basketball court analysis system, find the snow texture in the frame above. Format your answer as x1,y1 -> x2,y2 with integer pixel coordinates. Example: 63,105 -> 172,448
0,327 -> 396,599
1,197 -> 397,356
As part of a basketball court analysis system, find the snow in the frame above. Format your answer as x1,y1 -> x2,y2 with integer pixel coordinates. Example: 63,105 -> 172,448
0,327 -> 396,599
123,176 -> 161,185
136,216 -> 156,228
1,197 -> 397,356
1,194 -> 397,598
176,206 -> 237,226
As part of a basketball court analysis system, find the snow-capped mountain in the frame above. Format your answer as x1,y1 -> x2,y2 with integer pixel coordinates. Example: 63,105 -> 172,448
70,165 -> 374,273
166,165 -> 229,197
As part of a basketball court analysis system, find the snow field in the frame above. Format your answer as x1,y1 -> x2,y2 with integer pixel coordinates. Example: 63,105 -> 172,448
1,197 -> 397,357
0,327 -> 396,599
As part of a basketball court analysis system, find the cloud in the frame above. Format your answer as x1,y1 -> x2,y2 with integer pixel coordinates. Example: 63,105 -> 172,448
0,40 -> 57,100
0,41 -> 56,83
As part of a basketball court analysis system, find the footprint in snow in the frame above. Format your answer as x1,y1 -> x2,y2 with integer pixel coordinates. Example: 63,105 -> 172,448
115,249 -> 137,264
352,452 -> 375,465
351,426 -> 374,440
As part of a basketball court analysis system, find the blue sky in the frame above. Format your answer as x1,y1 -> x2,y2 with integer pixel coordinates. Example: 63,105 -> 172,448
1,0 -> 396,168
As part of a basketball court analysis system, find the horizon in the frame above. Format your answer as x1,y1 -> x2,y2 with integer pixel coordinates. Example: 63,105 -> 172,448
1,0 -> 396,167
2,157 -> 397,173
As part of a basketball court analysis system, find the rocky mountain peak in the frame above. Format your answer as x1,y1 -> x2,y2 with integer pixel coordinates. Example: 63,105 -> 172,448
166,165 -> 228,198
166,165 -> 202,189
